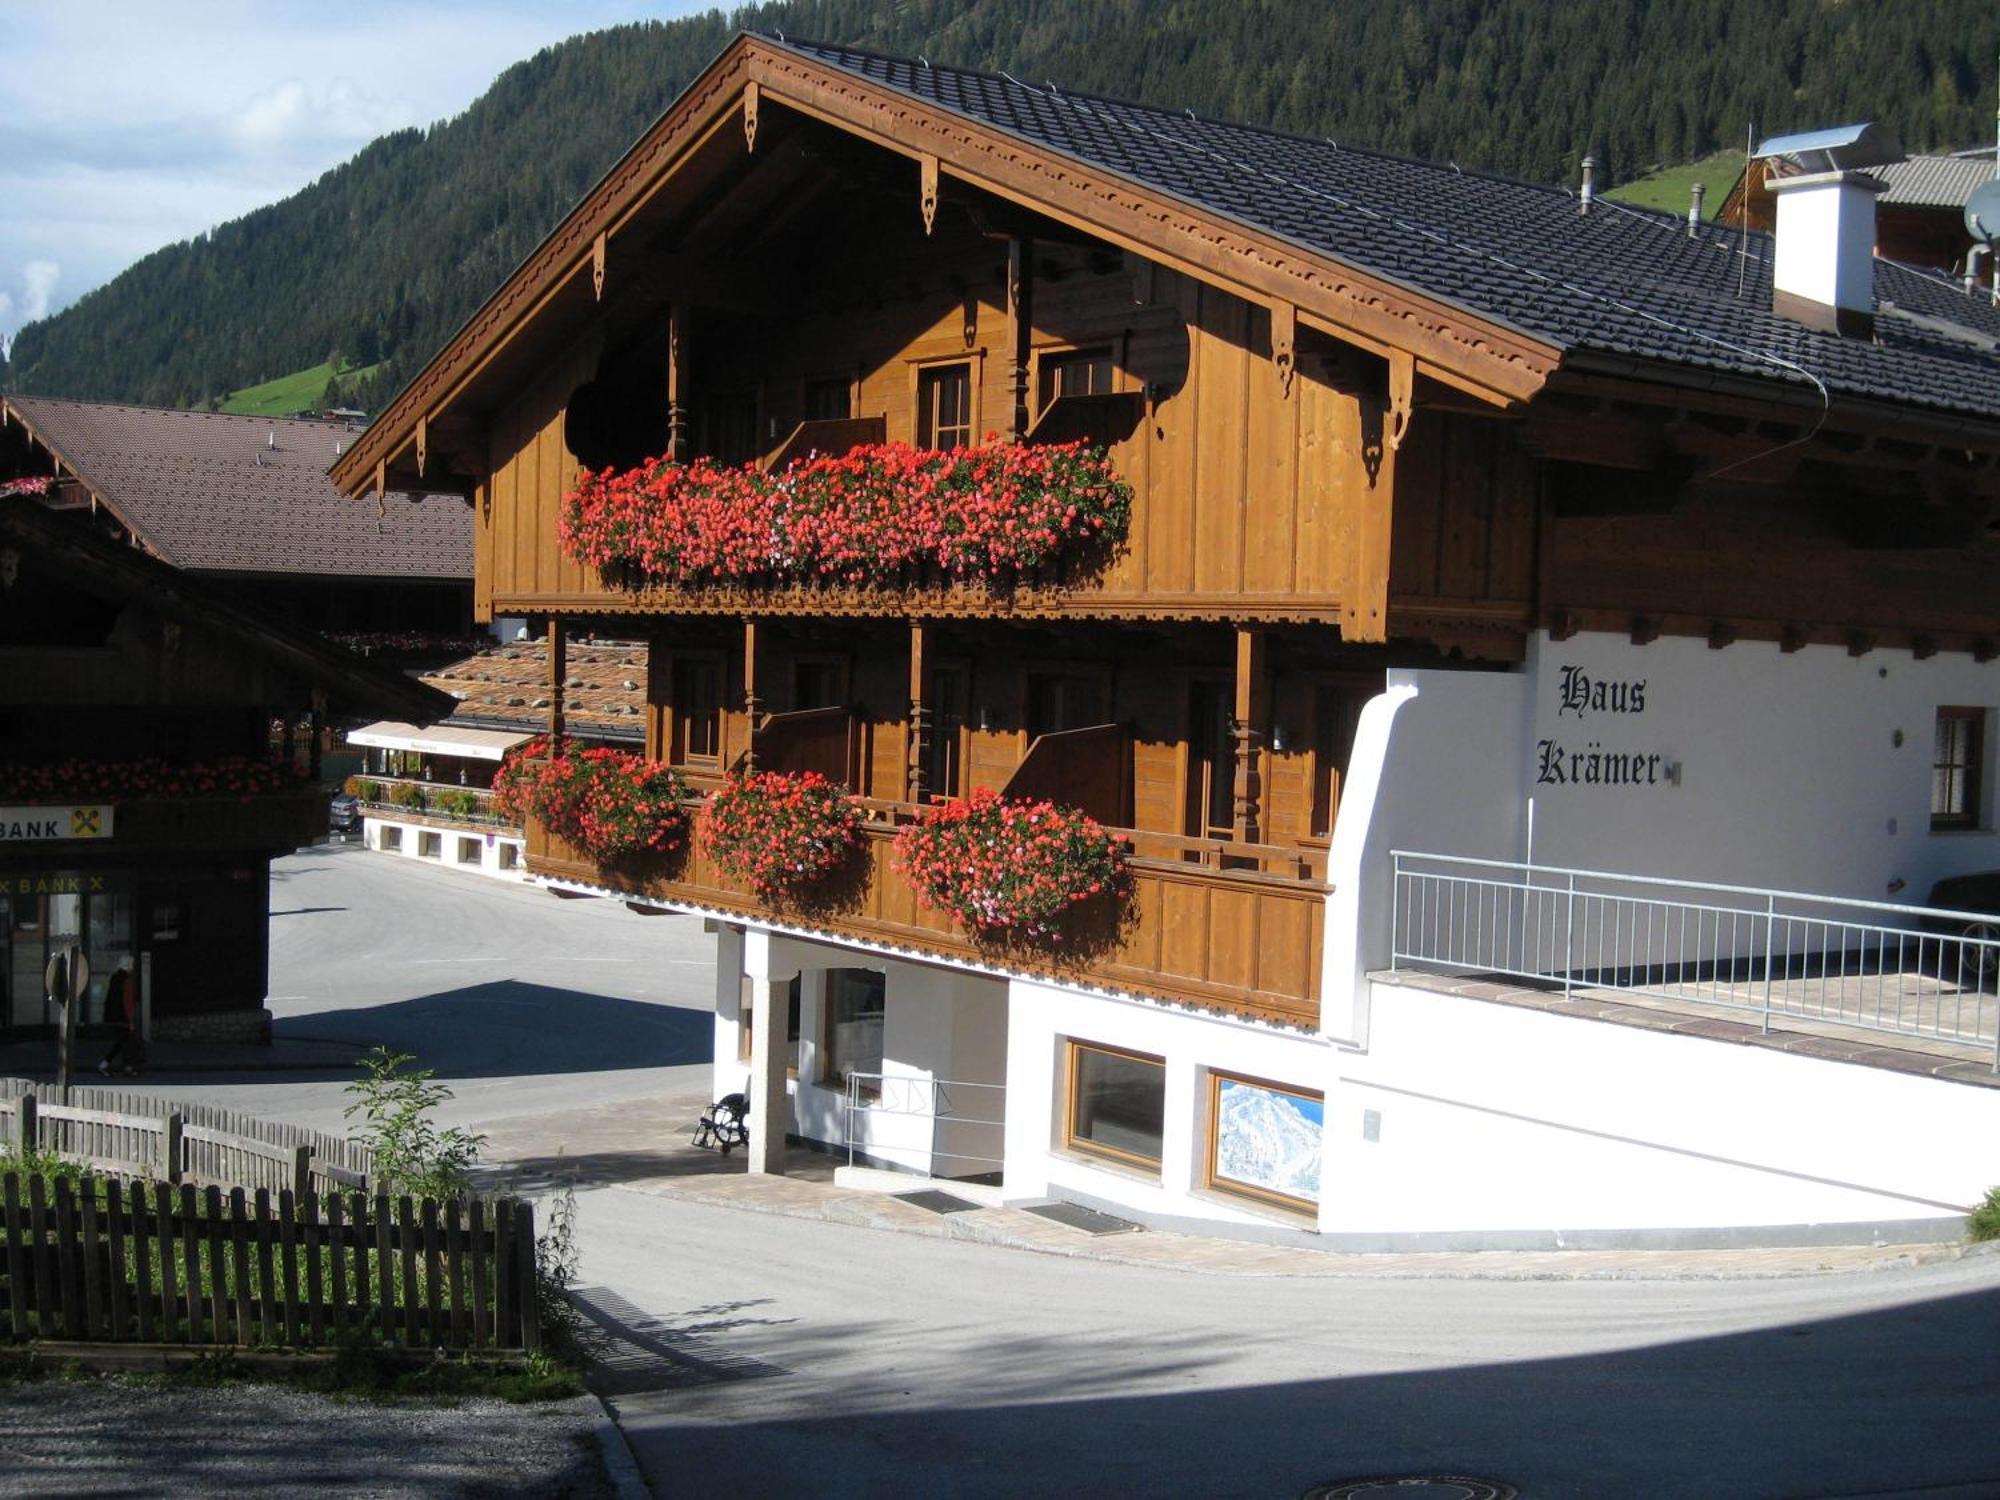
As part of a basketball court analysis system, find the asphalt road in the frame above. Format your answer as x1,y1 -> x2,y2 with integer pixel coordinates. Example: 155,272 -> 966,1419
579,1185 -> 2000,1500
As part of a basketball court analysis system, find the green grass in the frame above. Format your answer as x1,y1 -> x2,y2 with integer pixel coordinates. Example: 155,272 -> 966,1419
217,360 -> 383,418
1605,149 -> 1745,221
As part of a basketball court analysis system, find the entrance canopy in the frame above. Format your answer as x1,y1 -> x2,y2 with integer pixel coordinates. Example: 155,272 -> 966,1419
346,722 -> 531,762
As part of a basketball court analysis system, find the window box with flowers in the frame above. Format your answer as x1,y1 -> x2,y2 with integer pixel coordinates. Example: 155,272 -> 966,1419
558,440 -> 1131,589
895,788 -> 1129,944
702,770 -> 864,899
492,737 -> 692,864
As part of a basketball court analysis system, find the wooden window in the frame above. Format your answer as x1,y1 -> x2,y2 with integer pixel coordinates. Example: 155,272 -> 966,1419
917,363 -> 973,450
791,656 -> 847,711
739,974 -> 803,1074
822,968 -> 885,1096
804,377 -> 851,422
672,655 -> 723,764
1037,346 -> 1113,412
1064,1041 -> 1165,1171
1026,669 -> 1110,739
1186,678 -> 1235,842
1933,707 -> 1986,831
1205,1071 -> 1323,1215
929,663 -> 969,801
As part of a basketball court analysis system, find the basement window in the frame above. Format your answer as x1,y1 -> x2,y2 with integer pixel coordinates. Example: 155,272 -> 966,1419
1064,1041 -> 1164,1173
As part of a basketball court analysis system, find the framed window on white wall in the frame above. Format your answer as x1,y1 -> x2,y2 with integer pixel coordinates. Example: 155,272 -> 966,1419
1204,1071 -> 1323,1216
1932,707 -> 1986,832
1063,1040 -> 1165,1171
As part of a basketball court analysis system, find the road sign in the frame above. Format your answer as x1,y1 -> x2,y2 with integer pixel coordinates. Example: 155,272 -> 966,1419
44,945 -> 89,1009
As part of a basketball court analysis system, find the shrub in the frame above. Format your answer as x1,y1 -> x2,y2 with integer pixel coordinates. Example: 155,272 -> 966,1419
353,778 -> 382,802
342,1046 -> 485,1200
560,439 -> 1132,586
386,781 -> 426,810
704,770 -> 863,897
1969,1186 -> 2000,1242
896,788 -> 1128,942
492,738 -> 691,860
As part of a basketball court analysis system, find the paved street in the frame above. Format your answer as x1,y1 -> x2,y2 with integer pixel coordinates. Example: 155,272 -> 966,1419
31,844 -> 2000,1498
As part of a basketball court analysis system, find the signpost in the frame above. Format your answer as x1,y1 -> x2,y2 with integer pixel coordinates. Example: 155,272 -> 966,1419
44,944 -> 89,1096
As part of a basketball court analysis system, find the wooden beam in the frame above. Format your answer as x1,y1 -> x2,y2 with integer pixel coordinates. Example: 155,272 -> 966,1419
1386,348 -> 1414,452
906,620 -> 931,803
743,79 -> 760,152
1007,235 -> 1034,442
1271,301 -> 1296,400
591,232 -> 607,301
1232,626 -> 1267,845
1706,620 -> 1738,650
666,303 -> 688,463
415,415 -> 428,478
547,619 -> 567,744
1630,615 -> 1660,646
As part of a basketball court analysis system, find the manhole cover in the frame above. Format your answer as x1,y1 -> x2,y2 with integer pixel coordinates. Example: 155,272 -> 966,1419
1302,1479 -> 1516,1500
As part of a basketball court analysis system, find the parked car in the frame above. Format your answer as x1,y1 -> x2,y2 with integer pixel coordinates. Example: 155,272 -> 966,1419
329,791 -> 361,836
1923,871 -> 2000,988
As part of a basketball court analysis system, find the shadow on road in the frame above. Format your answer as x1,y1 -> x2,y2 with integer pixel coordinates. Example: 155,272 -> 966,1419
619,1279 -> 2000,1499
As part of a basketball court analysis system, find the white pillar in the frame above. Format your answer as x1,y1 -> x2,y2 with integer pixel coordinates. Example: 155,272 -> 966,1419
742,930 -> 799,1175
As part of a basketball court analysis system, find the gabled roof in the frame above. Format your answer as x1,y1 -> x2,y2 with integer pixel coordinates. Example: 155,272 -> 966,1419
3,397 -> 469,578
0,499 -> 455,721
779,37 -> 2000,424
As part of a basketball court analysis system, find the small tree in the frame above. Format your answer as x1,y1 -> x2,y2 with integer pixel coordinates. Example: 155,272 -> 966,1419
343,1046 -> 484,1199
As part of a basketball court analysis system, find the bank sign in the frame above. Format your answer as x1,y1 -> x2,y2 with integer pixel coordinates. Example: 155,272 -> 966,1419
0,805 -> 116,842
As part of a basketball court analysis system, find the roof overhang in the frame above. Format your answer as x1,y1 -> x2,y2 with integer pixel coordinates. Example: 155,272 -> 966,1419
332,33 -> 1561,498
347,721 -> 532,760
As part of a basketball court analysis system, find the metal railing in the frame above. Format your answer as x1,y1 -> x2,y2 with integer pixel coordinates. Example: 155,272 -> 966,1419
843,1073 -> 1006,1177
1389,851 -> 2000,1069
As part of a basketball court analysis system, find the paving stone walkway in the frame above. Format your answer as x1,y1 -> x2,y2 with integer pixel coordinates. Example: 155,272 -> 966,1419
476,1090 -> 1984,1282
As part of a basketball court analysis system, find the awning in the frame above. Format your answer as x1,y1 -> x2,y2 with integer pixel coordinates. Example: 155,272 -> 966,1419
345,721 -> 532,762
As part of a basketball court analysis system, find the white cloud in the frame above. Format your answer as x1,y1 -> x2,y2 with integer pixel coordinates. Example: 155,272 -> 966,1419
21,262 -> 59,323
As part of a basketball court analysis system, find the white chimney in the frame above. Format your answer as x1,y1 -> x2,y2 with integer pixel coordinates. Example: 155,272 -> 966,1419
1755,123 -> 1903,338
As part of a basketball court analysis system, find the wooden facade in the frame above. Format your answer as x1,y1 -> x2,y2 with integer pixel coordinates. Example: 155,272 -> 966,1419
332,36 -> 2000,1025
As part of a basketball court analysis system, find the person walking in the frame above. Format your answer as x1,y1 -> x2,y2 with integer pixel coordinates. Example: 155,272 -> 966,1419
97,958 -> 143,1076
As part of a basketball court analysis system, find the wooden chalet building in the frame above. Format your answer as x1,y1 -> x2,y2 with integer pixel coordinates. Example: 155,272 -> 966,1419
0,399 -> 472,644
333,36 -> 2000,1244
0,501 -> 449,1045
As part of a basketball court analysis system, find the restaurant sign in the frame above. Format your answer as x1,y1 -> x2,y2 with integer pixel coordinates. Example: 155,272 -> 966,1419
0,805 -> 116,842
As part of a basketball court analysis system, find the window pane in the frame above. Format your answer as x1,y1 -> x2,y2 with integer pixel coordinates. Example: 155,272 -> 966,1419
920,365 -> 971,450
675,658 -> 721,760
824,968 -> 885,1089
1069,1045 -> 1165,1164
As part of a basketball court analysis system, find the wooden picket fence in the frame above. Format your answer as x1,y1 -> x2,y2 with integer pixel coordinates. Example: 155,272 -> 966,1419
0,1172 -> 538,1351
0,1079 -> 372,1198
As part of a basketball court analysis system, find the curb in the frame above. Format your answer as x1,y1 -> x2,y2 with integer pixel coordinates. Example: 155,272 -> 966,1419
587,1392 -> 652,1499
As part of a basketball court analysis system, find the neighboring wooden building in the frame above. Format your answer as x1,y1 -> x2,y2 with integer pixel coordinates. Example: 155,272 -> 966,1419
331,36 -> 2000,1243
0,500 -> 449,1044
0,398 -> 472,640
1718,148 -> 1997,273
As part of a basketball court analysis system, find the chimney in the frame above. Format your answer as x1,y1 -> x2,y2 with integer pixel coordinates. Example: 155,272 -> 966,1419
1687,181 -> 1705,235
1579,155 -> 1596,216
1755,123 -> 1902,338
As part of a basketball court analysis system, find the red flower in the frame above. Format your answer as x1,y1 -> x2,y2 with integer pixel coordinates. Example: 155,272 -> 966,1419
894,788 -> 1128,941
702,770 -> 862,897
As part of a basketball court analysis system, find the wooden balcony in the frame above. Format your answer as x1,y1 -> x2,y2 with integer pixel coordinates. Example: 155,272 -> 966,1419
526,800 -> 1326,1028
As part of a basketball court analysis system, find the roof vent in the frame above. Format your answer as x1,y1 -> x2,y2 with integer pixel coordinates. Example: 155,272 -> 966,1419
1579,155 -> 1596,216
1756,123 -> 1903,337
1688,181 -> 1705,236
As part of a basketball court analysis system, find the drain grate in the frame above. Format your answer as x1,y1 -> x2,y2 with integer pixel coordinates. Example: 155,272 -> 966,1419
896,1189 -> 981,1215
1021,1200 -> 1142,1235
1302,1479 -> 1516,1500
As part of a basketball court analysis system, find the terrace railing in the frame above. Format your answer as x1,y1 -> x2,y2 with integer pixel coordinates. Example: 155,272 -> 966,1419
1389,851 -> 2000,1069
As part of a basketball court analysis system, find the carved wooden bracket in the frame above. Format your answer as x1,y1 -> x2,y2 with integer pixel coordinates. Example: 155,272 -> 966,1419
1911,635 -> 1939,660
919,152 -> 939,235
743,80 -> 760,152
1271,302 -> 1296,400
1975,638 -> 1998,664
1547,608 -> 1578,642
373,460 -> 386,518
591,232 -> 607,302
1629,615 -> 1660,646
1847,629 -> 1876,658
415,415 -> 429,478
1386,348 -> 1414,451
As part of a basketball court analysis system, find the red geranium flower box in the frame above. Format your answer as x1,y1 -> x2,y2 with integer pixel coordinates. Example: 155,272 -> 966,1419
895,788 -> 1128,943
702,770 -> 864,898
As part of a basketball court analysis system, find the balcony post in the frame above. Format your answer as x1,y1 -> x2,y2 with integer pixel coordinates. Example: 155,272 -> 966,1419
666,303 -> 688,463
742,617 -> 762,773
906,621 -> 931,803
1007,235 -> 1034,441
742,930 -> 797,1176
546,619 -> 567,746
1232,626 -> 1267,845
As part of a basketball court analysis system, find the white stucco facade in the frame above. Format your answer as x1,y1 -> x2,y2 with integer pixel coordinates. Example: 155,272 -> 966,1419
362,815 -> 526,882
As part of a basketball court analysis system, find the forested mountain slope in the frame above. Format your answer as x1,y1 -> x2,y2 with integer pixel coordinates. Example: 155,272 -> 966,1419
6,0 -> 1994,409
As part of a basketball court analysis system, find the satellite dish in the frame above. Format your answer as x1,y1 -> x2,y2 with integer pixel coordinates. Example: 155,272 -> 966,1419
1966,180 -> 2000,243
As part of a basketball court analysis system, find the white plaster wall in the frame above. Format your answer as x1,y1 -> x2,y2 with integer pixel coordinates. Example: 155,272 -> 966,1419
1004,978 -> 1334,1230
1521,631 -> 2000,901
361,816 -> 525,882
1331,976 -> 2000,1234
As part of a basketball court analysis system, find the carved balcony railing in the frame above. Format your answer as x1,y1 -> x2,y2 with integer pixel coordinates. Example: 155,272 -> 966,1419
351,778 -> 515,832
998,723 -> 1128,828
526,796 -> 1326,1028
760,415 -> 887,473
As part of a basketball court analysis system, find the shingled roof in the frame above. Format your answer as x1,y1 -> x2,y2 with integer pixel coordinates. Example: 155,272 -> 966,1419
421,639 -> 646,744
1,397 -> 470,578
775,37 -> 2000,425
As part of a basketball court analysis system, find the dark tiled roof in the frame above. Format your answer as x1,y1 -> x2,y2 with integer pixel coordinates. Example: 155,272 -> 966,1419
422,639 -> 646,743
2,398 -> 470,577
777,38 -> 2000,423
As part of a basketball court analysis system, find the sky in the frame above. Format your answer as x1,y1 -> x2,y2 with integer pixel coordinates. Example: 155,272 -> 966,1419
0,1 -> 717,351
